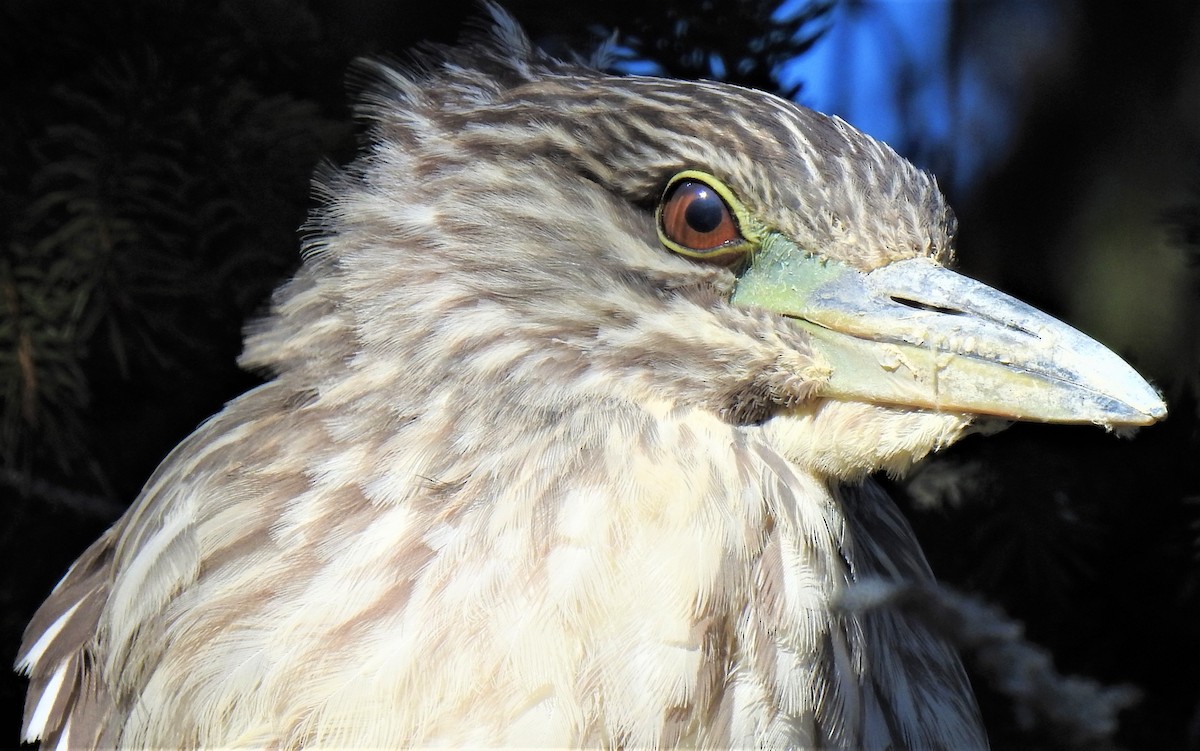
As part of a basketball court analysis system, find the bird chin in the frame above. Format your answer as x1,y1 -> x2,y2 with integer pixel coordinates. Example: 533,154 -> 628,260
757,399 -> 982,482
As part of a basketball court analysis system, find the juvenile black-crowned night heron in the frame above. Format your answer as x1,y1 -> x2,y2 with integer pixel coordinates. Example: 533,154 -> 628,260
17,11 -> 1166,750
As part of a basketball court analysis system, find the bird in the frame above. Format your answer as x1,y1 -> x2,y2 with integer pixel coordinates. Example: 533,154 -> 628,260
16,10 -> 1167,750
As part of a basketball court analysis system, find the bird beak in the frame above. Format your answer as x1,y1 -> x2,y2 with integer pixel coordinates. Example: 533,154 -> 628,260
731,234 -> 1167,427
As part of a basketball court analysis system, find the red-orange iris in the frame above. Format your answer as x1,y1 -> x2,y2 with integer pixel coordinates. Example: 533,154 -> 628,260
659,179 -> 742,252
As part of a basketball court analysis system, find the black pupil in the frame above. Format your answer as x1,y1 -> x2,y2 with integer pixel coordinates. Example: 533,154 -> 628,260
683,185 -> 725,233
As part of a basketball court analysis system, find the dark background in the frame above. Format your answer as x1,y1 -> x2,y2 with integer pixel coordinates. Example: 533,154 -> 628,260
2,0 -> 1199,748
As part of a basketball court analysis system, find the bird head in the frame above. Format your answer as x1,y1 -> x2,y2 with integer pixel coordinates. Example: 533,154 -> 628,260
244,14 -> 1166,483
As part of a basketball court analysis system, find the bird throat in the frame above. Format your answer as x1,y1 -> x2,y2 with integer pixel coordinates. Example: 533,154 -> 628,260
758,399 -> 977,481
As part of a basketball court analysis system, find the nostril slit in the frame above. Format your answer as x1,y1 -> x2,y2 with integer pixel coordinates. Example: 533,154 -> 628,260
890,295 -> 1043,339
890,296 -> 964,316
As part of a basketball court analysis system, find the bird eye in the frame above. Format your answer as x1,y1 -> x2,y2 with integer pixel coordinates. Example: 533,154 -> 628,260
657,171 -> 754,262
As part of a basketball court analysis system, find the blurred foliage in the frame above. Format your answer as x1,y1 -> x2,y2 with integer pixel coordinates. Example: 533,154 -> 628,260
600,0 -> 832,97
2,0 -> 1199,749
468,0 -> 832,94
1167,172 -> 1200,275
893,400 -> 1200,749
0,0 -> 350,492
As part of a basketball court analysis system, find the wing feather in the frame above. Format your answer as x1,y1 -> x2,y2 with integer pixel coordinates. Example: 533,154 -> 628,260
17,529 -> 117,747
839,480 -> 988,750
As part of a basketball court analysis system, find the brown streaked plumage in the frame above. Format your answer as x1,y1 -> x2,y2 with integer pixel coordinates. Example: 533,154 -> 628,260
17,9 -> 1165,750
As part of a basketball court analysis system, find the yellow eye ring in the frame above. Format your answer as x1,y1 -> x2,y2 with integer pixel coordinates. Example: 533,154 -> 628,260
656,171 -> 758,262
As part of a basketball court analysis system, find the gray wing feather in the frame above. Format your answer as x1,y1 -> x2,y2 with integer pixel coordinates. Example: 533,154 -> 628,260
839,480 -> 989,751
17,528 -> 119,749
